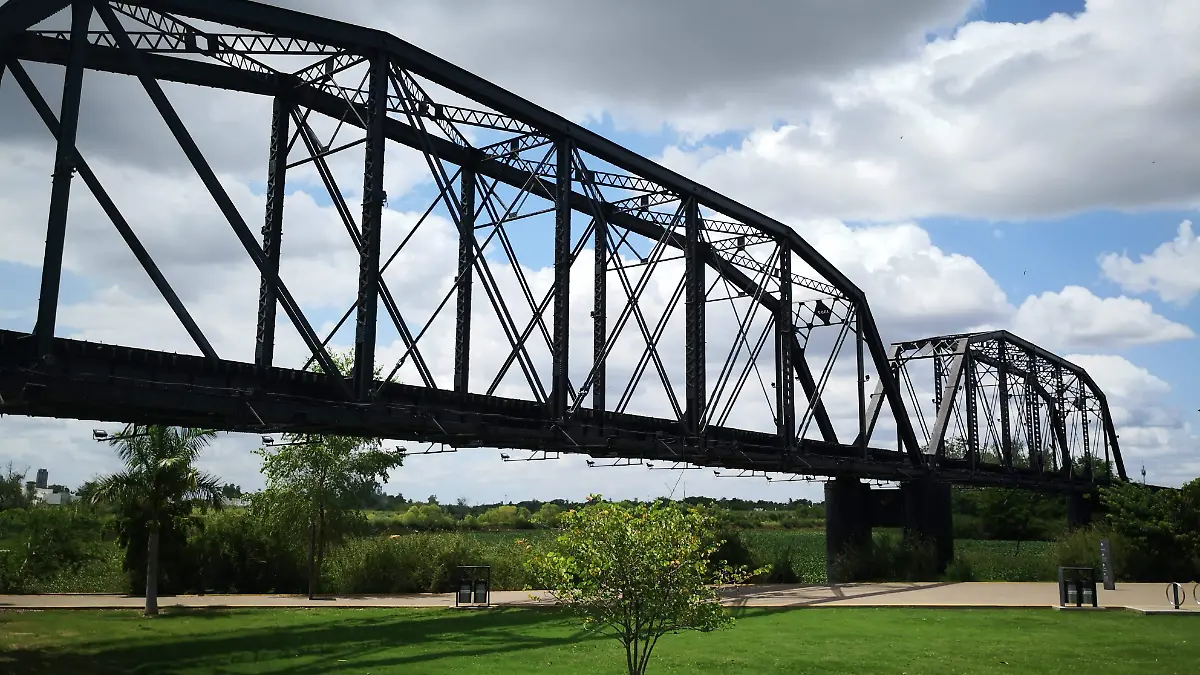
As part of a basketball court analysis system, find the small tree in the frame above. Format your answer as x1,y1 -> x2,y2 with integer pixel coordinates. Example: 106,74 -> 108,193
528,497 -> 760,675
89,424 -> 223,615
256,434 -> 402,598
0,463 -> 33,510
254,349 -> 404,598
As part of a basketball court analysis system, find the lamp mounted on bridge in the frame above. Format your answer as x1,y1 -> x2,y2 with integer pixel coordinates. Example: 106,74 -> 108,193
397,443 -> 458,456
646,462 -> 703,471
585,458 -> 643,468
92,428 -> 150,442
500,451 -> 561,462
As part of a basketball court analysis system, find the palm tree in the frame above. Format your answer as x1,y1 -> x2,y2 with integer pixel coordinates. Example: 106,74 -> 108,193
90,424 -> 222,616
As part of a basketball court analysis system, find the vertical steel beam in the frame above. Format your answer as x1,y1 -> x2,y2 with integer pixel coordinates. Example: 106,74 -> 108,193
33,1 -> 90,355
684,197 -> 706,436
856,305 -> 867,458
964,351 -> 979,469
933,353 -> 944,410
256,94 -> 291,368
550,138 -> 573,419
354,52 -> 388,399
592,209 -> 608,412
453,163 -> 475,395
776,245 -> 795,448
998,341 -> 1013,469
1054,366 -> 1070,477
1026,353 -> 1042,472
1080,388 -> 1092,478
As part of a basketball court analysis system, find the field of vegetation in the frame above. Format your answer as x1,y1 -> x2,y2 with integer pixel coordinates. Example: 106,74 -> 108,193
0,511 -> 1068,594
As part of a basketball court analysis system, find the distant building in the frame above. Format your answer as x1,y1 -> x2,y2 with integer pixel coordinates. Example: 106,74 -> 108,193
35,468 -> 48,489
31,487 -> 72,506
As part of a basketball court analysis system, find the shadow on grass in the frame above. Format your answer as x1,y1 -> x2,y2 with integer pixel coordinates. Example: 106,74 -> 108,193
1,607 -> 603,674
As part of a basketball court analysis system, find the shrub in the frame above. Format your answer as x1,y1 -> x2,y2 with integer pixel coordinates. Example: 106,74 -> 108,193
1052,526 -> 1145,582
944,556 -> 976,582
0,505 -> 112,592
953,540 -> 1055,582
763,544 -> 800,584
831,531 -> 939,582
324,533 -> 534,594
189,508 -> 307,594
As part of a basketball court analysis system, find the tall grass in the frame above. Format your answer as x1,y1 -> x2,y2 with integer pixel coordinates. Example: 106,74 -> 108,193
323,533 -> 535,593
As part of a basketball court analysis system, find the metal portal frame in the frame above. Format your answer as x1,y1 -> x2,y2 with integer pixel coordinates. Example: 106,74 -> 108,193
0,0 -> 1120,490
869,331 -> 1127,484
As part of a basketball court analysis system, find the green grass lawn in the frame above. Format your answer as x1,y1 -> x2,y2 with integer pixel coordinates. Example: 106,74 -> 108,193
1,607 -> 1195,674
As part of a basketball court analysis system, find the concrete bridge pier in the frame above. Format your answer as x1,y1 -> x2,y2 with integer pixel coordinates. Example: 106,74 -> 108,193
824,477 -> 956,583
1067,490 -> 1095,530
824,477 -> 872,583
901,479 -> 954,573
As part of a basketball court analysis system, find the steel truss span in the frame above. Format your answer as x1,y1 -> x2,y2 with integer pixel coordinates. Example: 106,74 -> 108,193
0,0 -> 1123,490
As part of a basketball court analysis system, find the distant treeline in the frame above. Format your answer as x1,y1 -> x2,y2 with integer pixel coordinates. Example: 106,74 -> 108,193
62,480 -> 1078,539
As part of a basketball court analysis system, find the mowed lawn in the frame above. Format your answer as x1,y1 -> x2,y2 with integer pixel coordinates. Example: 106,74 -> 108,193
1,606 -> 1195,674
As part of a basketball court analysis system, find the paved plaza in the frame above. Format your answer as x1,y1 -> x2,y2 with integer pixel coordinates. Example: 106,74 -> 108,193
1,583 -> 1195,614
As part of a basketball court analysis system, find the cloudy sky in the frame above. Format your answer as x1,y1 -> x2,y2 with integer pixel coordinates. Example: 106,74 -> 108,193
1,0 -> 1198,504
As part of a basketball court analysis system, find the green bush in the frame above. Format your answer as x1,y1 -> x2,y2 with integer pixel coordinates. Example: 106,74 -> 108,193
953,540 -> 1055,582
763,544 -> 800,583
831,532 -> 939,583
0,505 -> 114,592
1051,526 -> 1146,582
944,556 -> 976,582
324,533 -> 534,594
189,508 -> 307,594
1096,480 -> 1200,581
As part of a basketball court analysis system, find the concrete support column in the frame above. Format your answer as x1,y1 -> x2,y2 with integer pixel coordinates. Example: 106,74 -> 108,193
901,479 -> 954,573
825,477 -> 872,583
1067,491 -> 1095,530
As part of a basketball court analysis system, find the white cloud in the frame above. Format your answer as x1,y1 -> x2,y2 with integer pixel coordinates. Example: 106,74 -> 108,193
1100,220 -> 1200,305
1011,285 -> 1195,350
269,0 -> 976,137
657,0 -> 1200,221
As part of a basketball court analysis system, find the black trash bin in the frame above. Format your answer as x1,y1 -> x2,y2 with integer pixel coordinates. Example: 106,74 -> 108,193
455,566 -> 491,608
1058,567 -> 1098,607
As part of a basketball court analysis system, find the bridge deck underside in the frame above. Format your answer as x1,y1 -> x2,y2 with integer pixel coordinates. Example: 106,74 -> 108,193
0,329 -> 1091,491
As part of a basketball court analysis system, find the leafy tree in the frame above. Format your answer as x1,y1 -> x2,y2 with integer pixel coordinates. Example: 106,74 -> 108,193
254,349 -> 403,598
89,425 -> 223,615
220,484 -> 244,500
478,505 -> 533,530
257,434 -> 402,597
398,503 -> 453,530
1101,478 -> 1200,580
0,463 -> 33,511
531,503 -> 564,529
527,497 -> 760,675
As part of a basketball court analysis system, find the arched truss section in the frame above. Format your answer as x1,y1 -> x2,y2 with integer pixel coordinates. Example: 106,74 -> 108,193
872,331 -> 1127,483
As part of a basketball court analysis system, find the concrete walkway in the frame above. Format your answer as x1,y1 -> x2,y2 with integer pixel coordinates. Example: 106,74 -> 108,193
1,583 -> 1196,614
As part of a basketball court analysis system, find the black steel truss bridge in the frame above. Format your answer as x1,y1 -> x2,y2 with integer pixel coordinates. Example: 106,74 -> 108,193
0,0 -> 1126,493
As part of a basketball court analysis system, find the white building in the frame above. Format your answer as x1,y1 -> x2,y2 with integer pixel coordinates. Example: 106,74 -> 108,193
31,487 -> 73,506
